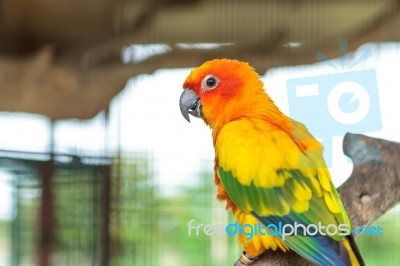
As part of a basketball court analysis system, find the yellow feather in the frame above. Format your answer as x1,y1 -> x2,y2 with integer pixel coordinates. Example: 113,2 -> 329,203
323,191 -> 341,214
216,119 -> 302,188
234,208 -> 288,257
288,180 -> 312,201
291,200 -> 310,213
342,238 -> 361,266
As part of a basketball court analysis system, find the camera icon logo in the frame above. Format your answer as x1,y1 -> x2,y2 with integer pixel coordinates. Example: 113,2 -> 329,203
327,80 -> 370,125
286,42 -> 382,166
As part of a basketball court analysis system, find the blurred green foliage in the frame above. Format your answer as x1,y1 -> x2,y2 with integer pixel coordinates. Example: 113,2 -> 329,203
356,207 -> 400,265
106,157 -> 400,266
0,156 -> 398,266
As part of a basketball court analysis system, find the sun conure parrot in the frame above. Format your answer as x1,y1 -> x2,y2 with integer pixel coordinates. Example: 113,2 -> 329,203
179,59 -> 365,266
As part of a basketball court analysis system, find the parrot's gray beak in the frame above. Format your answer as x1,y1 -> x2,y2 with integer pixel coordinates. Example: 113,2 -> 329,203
179,89 -> 202,122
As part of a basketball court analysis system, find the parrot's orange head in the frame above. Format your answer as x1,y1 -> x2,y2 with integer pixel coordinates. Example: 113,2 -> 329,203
180,59 -> 271,129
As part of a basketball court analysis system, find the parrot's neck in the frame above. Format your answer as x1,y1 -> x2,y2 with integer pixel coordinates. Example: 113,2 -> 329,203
210,92 -> 292,143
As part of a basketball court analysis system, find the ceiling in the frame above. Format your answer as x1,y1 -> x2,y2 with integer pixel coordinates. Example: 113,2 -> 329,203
1,0 -> 400,119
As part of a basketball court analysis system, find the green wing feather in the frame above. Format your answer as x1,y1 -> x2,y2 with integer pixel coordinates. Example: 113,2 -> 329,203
215,118 -> 356,265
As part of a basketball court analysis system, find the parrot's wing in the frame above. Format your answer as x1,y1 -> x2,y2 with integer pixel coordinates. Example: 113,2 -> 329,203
216,119 -> 358,265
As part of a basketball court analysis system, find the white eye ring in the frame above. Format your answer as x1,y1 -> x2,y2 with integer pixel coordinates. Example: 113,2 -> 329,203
201,75 -> 219,90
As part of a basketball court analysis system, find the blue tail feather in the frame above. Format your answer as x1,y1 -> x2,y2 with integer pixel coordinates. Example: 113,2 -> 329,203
253,212 -> 351,266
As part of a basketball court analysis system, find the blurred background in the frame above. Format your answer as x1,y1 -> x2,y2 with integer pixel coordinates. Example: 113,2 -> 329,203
0,0 -> 399,265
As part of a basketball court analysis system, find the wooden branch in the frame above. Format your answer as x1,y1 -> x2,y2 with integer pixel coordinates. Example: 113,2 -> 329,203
244,133 -> 400,266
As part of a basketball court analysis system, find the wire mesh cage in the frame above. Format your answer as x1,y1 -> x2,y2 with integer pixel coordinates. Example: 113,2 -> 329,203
0,152 -> 109,266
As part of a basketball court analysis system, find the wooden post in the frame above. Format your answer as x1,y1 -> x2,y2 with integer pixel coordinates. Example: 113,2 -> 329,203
101,164 -> 111,266
38,159 -> 55,266
38,120 -> 55,266
101,109 -> 111,266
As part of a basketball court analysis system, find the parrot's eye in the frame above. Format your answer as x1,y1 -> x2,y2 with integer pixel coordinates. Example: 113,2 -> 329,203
202,75 -> 219,90
206,77 -> 217,87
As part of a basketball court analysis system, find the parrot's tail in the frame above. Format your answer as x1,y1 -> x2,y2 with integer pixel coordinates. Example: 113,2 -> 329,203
342,235 -> 365,266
